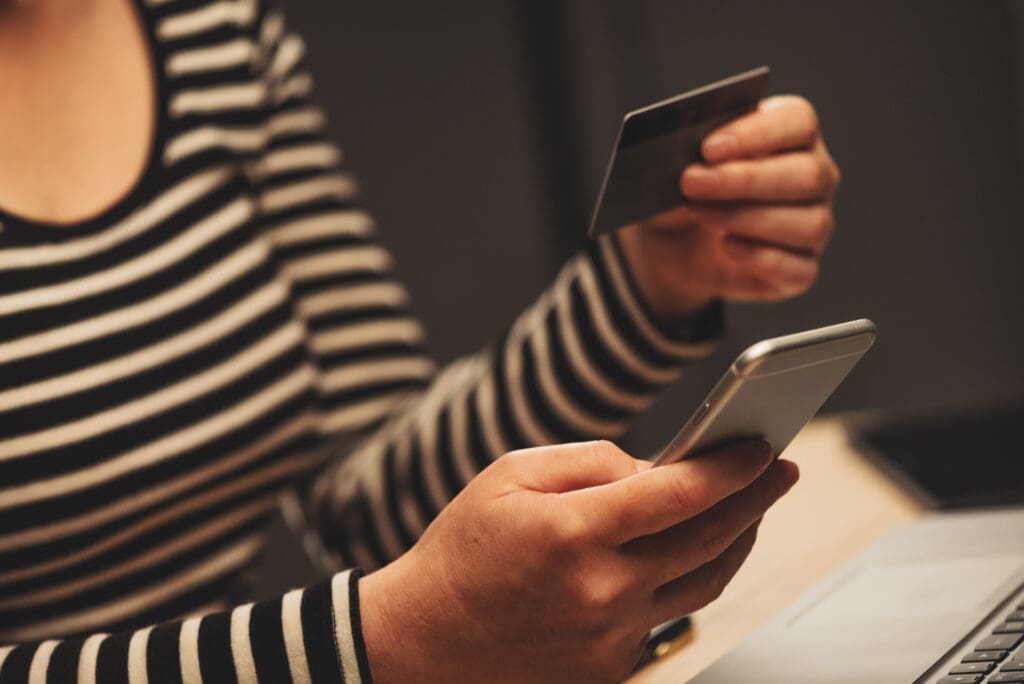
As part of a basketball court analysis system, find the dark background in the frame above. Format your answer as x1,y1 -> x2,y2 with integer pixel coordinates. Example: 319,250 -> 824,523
257,0 -> 1024,593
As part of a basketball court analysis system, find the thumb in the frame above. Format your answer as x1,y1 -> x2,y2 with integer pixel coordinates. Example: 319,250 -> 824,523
502,440 -> 642,494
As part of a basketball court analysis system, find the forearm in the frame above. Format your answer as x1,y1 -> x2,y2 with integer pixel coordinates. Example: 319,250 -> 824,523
0,570 -> 369,683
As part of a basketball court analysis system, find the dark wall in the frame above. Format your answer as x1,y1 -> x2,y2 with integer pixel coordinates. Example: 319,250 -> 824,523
555,1 -> 1024,452
285,1 -> 1024,436
258,1 -> 1024,591
285,2 -> 561,357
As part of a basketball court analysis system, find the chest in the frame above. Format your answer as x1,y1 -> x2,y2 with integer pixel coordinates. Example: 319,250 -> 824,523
0,0 -> 154,225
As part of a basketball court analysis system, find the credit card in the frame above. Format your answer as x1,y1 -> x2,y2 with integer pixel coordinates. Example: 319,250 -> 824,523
588,66 -> 771,237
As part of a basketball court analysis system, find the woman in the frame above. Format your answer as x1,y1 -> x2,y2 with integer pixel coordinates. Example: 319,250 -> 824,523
0,0 -> 838,681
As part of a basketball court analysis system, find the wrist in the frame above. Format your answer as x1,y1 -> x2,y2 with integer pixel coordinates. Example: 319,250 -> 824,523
613,226 -> 714,323
359,554 -> 459,684
360,563 -> 411,684
610,229 -> 724,336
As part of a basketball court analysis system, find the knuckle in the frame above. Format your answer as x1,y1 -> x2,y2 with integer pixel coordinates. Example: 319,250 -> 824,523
700,514 -> 730,561
582,439 -> 631,473
589,439 -> 627,462
811,207 -> 835,244
729,119 -> 754,147
831,160 -> 842,187
730,164 -> 756,192
577,572 -> 625,616
800,159 -> 830,197
572,586 -> 624,640
800,261 -> 821,289
552,508 -> 593,552
698,564 -> 733,605
779,267 -> 817,299
482,452 -> 518,486
666,472 -> 699,517
709,566 -> 732,602
772,463 -> 793,501
536,518 -> 589,574
745,524 -> 761,551
797,100 -> 820,136
758,472 -> 783,511
759,246 -> 786,273
489,451 -> 512,473
490,449 -> 529,477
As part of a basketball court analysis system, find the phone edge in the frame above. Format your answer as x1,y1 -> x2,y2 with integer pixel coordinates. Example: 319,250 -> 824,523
652,367 -> 745,466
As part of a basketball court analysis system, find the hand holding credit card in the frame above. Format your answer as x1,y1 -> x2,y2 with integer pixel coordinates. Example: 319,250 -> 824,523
589,68 -> 841,321
589,66 -> 771,237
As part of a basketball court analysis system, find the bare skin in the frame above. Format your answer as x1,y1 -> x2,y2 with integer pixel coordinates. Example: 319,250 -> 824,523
0,0 -> 153,225
0,3 -> 825,680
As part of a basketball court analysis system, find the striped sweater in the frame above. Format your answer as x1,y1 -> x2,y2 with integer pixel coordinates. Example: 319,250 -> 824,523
0,0 -> 722,681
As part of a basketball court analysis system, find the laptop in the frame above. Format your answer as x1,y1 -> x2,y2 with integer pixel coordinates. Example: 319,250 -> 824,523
693,507 -> 1024,683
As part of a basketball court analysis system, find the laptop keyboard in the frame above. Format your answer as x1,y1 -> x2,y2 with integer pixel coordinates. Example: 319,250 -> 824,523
937,601 -> 1024,683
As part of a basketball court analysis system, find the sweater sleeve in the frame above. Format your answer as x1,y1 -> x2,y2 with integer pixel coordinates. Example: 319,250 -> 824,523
240,4 -> 725,572
0,569 -> 370,683
300,237 -> 722,571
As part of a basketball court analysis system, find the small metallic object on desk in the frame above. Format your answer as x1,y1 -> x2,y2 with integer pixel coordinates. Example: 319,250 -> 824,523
634,616 -> 695,672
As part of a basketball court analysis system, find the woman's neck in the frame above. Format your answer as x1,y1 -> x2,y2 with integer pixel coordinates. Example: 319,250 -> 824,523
0,0 -> 155,225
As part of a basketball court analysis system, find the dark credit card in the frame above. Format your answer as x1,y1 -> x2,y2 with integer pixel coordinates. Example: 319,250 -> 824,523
588,66 -> 771,237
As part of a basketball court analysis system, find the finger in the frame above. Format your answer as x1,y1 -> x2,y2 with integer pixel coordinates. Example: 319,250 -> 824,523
624,460 -> 798,588
719,237 -> 820,301
503,440 -> 642,494
635,204 -> 702,233
682,151 -> 836,203
568,439 -> 774,545
649,521 -> 760,624
702,95 -> 819,163
689,203 -> 834,256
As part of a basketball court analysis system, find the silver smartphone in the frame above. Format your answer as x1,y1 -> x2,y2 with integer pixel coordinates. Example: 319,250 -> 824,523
653,319 -> 877,466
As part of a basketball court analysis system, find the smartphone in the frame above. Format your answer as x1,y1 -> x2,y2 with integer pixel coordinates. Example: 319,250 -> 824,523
653,319 -> 877,466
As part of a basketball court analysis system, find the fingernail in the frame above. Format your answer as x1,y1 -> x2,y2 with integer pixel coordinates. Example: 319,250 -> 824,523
681,166 -> 719,197
703,133 -> 738,162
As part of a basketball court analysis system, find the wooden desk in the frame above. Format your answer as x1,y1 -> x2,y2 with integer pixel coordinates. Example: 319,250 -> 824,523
629,417 -> 926,683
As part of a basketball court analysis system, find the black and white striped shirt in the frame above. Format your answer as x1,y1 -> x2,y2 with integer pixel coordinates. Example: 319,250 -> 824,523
0,0 -> 722,680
